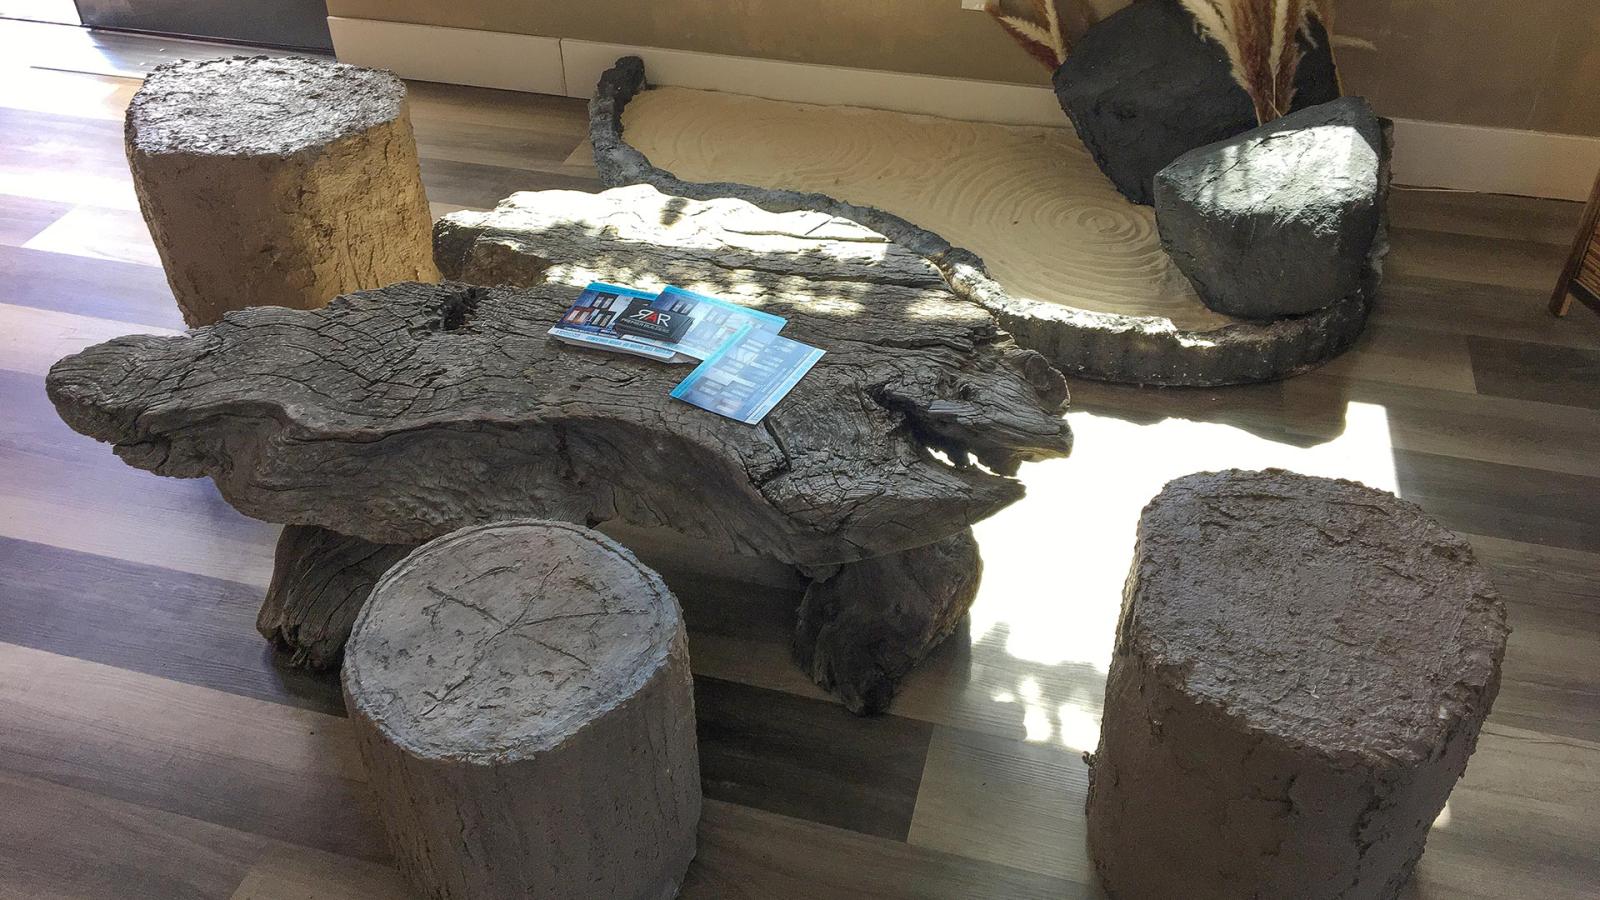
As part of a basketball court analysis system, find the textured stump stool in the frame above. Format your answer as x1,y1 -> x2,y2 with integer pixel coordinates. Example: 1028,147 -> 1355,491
1087,469 -> 1508,900
126,56 -> 439,326
343,520 -> 700,900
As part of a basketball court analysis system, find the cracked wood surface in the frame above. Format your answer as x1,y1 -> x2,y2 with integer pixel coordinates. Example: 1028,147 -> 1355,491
256,525 -> 416,670
795,527 -> 983,715
47,185 -> 1070,568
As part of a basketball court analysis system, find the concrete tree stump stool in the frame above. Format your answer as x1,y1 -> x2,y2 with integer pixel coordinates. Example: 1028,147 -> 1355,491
126,56 -> 439,326
343,519 -> 700,900
1086,469 -> 1509,900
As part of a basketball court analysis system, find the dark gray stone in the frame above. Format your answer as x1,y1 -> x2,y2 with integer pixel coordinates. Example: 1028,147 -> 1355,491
1155,97 -> 1387,320
1052,0 -> 1340,206
1052,0 -> 1253,206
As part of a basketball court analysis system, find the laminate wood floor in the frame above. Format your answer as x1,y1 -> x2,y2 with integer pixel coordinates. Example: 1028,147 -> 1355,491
0,20 -> 1596,900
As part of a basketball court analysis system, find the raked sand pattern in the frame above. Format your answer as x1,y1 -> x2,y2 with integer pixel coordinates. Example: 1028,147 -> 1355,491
621,86 -> 1238,332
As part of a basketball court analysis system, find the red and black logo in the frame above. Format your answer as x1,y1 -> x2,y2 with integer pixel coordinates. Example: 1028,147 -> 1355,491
614,298 -> 693,342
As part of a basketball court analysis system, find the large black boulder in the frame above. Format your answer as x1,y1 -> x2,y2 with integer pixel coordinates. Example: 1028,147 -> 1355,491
1153,96 -> 1388,321
1053,0 -> 1339,205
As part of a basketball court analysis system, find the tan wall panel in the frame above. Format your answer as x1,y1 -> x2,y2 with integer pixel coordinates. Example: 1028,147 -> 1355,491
1338,0 -> 1600,136
326,0 -> 1600,137
325,0 -> 1050,85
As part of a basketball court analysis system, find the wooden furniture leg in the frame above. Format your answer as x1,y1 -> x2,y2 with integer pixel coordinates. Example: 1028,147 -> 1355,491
1550,168 -> 1600,317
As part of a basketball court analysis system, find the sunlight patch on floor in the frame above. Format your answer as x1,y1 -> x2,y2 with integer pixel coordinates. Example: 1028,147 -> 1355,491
969,401 -> 1397,750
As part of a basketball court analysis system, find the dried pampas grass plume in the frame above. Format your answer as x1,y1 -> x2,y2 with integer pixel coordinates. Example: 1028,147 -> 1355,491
986,0 -> 1070,71
1181,0 -> 1335,123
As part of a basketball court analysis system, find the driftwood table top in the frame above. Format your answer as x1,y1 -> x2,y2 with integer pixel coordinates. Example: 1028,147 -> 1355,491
48,186 -> 1071,568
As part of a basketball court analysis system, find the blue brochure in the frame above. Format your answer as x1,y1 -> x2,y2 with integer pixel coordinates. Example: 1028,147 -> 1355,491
549,282 -> 678,362
624,286 -> 786,362
671,325 -> 825,424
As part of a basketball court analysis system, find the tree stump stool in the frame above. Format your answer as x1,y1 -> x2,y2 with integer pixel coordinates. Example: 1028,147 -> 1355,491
125,56 -> 439,326
343,519 -> 700,900
1086,469 -> 1508,900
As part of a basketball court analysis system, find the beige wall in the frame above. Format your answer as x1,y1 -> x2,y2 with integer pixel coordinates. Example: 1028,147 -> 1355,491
1338,0 -> 1600,137
327,0 -> 1600,137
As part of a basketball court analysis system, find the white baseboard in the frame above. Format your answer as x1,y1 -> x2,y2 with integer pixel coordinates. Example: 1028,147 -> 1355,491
328,16 -> 1600,201
326,17 -> 563,95
1386,118 -> 1600,202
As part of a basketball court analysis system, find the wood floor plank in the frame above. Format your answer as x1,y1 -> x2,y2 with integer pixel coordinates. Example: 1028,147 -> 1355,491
1468,334 -> 1600,410
23,202 -> 161,267
1284,374 -> 1600,479
0,300 -> 177,376
0,770 -> 273,900
1388,188 -> 1585,247
411,115 -> 590,174
0,106 -> 137,210
0,368 -> 279,583
908,725 -> 1093,883
0,535 -> 340,716
0,192 -> 71,246
1392,447 -> 1600,553
1309,319 -> 1476,393
0,643 -> 384,860
404,80 -> 588,132
1491,601 -> 1600,743
1466,532 -> 1600,617
417,156 -> 601,210
0,67 -> 134,122
1409,724 -> 1600,900
694,676 -> 932,841
0,18 -> 320,81
228,847 -> 409,900
1377,272 -> 1600,351
683,799 -> 1088,899
1386,227 -> 1572,293
0,243 -> 180,327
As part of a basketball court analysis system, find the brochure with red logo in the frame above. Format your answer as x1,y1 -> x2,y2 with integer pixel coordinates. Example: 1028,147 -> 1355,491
612,297 -> 694,343
618,286 -> 786,362
548,282 -> 679,362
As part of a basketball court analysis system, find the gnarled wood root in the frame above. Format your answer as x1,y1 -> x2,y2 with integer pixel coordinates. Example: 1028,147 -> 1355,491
257,525 -> 417,669
794,528 -> 982,714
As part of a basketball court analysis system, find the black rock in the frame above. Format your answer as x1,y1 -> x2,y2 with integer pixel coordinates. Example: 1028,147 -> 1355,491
1053,0 -> 1340,206
1153,97 -> 1387,321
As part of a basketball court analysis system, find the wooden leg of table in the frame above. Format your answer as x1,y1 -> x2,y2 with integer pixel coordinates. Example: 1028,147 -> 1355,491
1551,169 -> 1600,317
792,528 -> 982,715
257,524 -> 418,669
1551,285 -> 1574,317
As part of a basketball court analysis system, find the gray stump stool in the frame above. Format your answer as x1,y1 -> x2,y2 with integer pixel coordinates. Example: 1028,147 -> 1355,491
1087,469 -> 1508,900
343,520 -> 701,900
126,56 -> 439,326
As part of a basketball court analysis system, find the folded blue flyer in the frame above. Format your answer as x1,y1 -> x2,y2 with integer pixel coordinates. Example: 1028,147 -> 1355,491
671,325 -> 825,424
623,286 -> 786,362
548,282 -> 678,362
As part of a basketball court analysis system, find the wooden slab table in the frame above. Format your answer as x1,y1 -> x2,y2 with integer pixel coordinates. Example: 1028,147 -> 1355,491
46,185 -> 1073,712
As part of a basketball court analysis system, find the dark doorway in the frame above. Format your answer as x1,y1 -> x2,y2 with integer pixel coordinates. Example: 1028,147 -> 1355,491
72,0 -> 332,51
